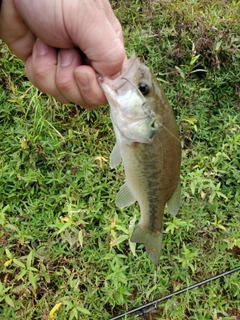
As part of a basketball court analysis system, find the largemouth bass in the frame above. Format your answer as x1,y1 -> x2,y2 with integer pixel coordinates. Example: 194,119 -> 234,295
98,55 -> 181,264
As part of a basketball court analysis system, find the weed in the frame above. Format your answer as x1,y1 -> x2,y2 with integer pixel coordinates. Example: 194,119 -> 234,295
0,0 -> 240,319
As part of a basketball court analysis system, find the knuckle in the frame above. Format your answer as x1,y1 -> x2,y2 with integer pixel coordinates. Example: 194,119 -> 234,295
56,77 -> 73,92
82,92 -> 106,108
33,65 -> 52,81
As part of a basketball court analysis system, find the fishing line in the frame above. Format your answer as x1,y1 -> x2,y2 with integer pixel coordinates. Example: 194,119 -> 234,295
109,266 -> 240,320
118,77 -> 181,144
120,77 -> 147,105
159,123 -> 181,143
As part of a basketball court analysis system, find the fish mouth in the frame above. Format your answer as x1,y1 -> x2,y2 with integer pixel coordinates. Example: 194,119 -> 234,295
116,55 -> 138,86
98,55 -> 139,93
114,55 -> 139,92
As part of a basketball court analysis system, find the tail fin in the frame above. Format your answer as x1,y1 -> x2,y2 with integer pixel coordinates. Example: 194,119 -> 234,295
130,224 -> 163,265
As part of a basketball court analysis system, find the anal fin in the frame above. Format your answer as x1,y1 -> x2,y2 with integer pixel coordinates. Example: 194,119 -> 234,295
167,180 -> 181,216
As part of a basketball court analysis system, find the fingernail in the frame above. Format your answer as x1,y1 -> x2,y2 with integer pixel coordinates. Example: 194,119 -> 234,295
36,38 -> 50,56
77,72 -> 90,91
59,49 -> 75,67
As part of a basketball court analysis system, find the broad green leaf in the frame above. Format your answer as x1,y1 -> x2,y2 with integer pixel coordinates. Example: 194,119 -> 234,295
28,270 -> 37,290
111,235 -> 128,247
78,229 -> 83,247
13,259 -> 25,269
77,306 -> 91,315
27,251 -> 33,269
175,66 -> 185,79
4,295 -> 15,307
5,248 -> 12,259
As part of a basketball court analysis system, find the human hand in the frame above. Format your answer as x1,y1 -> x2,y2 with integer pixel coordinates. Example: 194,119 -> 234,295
0,0 -> 126,109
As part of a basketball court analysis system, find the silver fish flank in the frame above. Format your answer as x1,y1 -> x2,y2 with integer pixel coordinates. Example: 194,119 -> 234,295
98,55 -> 181,264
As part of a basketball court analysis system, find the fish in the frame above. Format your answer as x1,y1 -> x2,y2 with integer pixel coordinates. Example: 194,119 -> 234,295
98,55 -> 181,264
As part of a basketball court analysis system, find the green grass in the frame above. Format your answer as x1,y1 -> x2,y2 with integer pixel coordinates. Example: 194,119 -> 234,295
0,0 -> 240,319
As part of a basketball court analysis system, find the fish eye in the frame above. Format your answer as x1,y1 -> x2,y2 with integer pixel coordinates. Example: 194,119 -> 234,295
138,82 -> 151,96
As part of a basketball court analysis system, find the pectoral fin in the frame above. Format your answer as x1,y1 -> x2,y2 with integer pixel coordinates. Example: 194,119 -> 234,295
115,181 -> 136,208
167,180 -> 181,216
110,143 -> 121,169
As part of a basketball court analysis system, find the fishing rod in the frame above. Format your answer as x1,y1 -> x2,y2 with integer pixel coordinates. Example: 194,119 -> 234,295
110,266 -> 240,320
